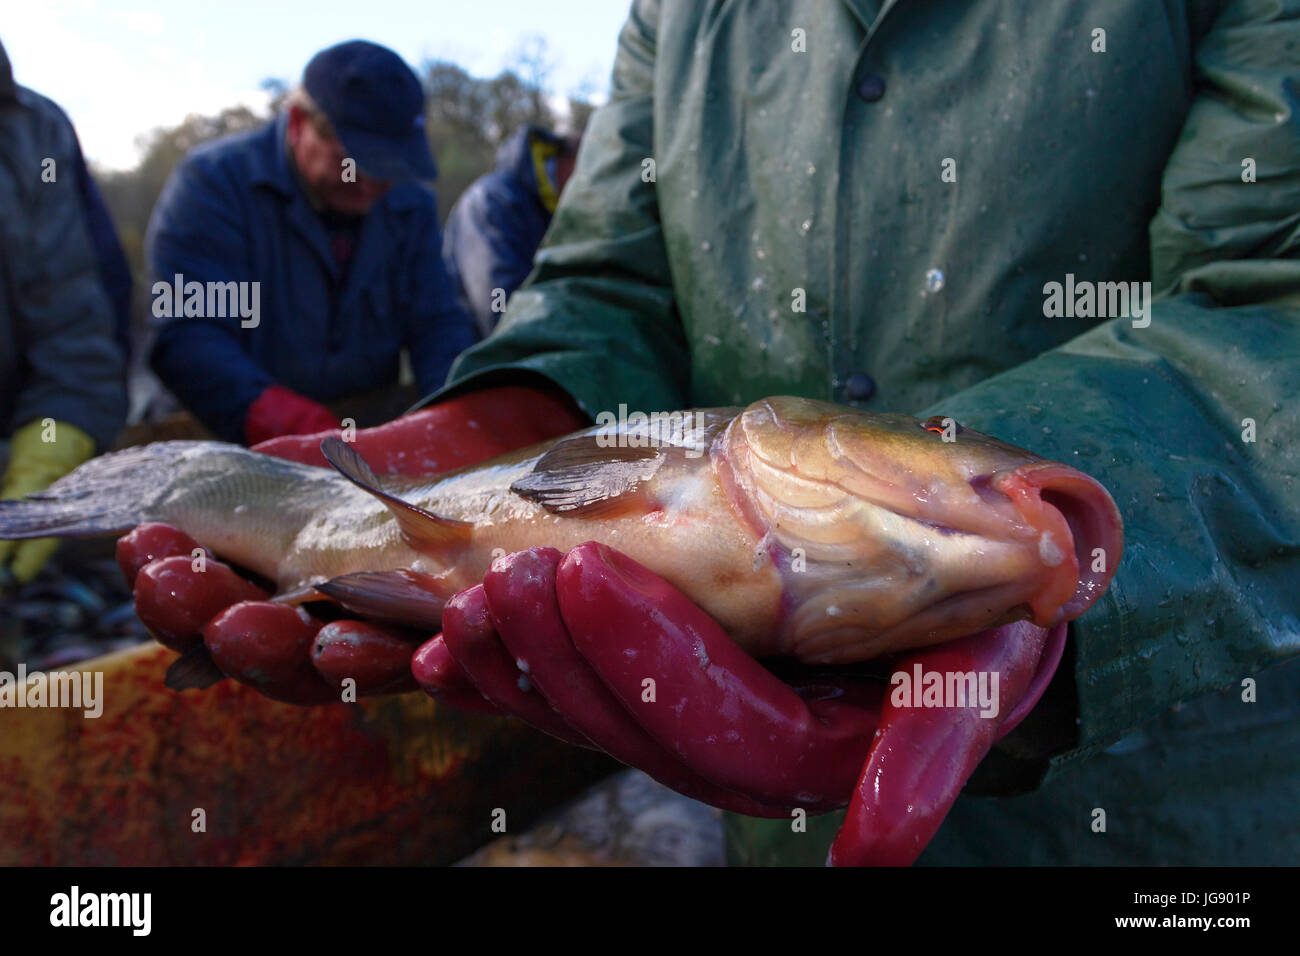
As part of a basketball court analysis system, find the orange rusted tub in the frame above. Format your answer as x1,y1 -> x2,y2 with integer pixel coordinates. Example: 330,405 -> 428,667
0,642 -> 614,865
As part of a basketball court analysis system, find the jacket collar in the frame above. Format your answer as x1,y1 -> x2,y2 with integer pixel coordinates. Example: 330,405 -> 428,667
248,112 -> 300,197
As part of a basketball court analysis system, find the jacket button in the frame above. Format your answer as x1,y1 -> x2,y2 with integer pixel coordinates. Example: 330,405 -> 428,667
856,74 -> 886,102
845,373 -> 876,401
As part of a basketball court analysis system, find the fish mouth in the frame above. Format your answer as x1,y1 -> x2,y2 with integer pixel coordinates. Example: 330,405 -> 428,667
778,461 -> 1124,665
990,462 -> 1124,628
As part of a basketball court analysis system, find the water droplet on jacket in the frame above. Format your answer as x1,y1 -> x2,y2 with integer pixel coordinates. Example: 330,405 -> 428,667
700,240 -> 711,252
805,162 -> 816,175
751,277 -> 766,291
922,268 -> 945,295
799,219 -> 812,234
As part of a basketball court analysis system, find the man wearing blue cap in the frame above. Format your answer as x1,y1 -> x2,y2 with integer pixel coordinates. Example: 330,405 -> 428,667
146,40 -> 475,445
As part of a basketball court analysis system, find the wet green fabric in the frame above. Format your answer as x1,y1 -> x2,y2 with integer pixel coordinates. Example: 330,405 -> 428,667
433,0 -> 1300,863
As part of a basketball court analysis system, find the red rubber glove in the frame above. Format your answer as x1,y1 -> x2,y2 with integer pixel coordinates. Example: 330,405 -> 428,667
124,386 -> 587,702
243,384 -> 342,446
413,543 -> 1068,864
414,544 -> 884,816
250,384 -> 586,471
828,619 -> 1065,866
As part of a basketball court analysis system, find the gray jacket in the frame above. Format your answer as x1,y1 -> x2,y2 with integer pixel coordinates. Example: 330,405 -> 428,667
0,40 -> 126,450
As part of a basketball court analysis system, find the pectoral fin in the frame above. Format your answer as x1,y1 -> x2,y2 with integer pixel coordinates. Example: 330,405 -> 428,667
315,569 -> 447,632
164,644 -> 228,691
320,437 -> 471,554
509,435 -> 662,517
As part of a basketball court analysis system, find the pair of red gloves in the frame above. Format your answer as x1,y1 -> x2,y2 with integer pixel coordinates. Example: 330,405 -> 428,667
129,385 -> 1067,866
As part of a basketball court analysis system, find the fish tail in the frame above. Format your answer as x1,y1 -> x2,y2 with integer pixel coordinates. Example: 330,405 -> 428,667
0,441 -> 207,540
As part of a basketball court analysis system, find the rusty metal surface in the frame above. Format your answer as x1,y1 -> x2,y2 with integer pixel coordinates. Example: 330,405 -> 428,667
0,642 -> 615,865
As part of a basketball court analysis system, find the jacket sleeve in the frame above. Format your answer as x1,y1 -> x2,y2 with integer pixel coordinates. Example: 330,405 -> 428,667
72,144 -> 133,360
146,154 -> 275,442
443,176 -> 549,337
433,0 -> 690,417
9,99 -> 126,451
399,193 -> 478,397
924,0 -> 1300,788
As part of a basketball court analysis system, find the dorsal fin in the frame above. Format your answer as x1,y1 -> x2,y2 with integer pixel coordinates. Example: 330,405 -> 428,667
509,434 -> 663,516
321,437 -> 472,553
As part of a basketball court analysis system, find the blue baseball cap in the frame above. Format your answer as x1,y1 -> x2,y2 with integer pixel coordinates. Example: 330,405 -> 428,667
302,40 -> 436,182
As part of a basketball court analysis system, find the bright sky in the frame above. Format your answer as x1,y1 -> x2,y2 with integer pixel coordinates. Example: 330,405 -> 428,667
3,0 -> 630,171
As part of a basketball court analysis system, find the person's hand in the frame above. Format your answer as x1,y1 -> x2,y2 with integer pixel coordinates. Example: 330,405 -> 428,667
413,543 -> 884,816
243,384 -> 342,445
413,542 -> 1067,863
249,384 -> 585,471
829,618 -> 1063,865
123,385 -> 587,701
0,419 -> 95,587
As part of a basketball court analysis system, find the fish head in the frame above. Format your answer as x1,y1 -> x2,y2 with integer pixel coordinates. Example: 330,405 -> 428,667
714,396 -> 1124,663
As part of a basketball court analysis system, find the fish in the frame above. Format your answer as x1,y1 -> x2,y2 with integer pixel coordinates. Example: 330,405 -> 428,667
0,396 -> 1123,665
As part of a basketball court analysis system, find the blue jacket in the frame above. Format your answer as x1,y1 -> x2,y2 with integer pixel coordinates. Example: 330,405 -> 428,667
442,126 -> 564,337
0,40 -> 127,450
74,150 -> 133,359
146,113 -> 475,442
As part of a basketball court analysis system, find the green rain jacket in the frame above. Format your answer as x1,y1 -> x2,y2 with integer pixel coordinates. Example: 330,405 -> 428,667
433,0 -> 1300,864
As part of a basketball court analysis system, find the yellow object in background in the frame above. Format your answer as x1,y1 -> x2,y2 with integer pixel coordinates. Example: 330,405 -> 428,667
529,134 -> 561,215
0,418 -> 95,584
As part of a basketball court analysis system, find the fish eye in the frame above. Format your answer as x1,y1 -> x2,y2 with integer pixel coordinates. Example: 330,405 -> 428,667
921,415 -> 963,435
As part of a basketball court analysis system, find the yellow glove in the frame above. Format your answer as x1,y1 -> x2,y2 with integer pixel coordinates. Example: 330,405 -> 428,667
0,419 -> 95,585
